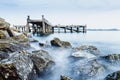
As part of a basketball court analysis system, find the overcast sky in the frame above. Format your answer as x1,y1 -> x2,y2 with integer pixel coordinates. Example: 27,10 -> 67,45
1,0 -> 120,28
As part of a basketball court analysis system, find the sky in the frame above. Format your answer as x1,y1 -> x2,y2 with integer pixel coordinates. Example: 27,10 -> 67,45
1,0 -> 120,28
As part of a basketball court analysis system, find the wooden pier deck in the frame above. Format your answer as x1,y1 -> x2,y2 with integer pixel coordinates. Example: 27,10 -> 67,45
52,25 -> 87,33
13,15 -> 87,35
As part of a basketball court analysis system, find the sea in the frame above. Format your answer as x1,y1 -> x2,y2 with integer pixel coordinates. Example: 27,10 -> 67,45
30,31 -> 120,80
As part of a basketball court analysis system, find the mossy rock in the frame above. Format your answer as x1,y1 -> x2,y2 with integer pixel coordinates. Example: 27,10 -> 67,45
0,64 -> 21,80
12,34 -> 29,42
0,30 -> 6,39
51,37 -> 71,47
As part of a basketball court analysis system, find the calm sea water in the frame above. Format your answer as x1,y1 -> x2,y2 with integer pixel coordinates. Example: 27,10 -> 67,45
31,31 -> 120,80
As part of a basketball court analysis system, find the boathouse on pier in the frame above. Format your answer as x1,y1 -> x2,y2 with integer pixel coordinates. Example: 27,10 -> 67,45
26,15 -> 52,35
13,15 -> 87,35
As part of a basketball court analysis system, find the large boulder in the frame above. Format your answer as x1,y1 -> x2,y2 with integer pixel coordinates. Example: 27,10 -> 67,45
72,60 -> 104,78
50,38 -> 71,48
0,64 -> 21,80
0,42 -> 22,53
105,71 -> 120,80
101,54 -> 120,61
0,50 -> 38,80
30,50 -> 54,72
73,45 -> 100,55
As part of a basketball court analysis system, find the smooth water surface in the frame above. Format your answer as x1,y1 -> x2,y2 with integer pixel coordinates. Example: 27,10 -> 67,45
31,31 -> 120,80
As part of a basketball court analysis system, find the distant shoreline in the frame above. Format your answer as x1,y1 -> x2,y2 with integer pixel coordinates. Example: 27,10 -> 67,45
87,29 -> 120,31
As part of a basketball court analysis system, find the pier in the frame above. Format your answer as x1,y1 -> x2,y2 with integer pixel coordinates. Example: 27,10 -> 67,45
13,15 -> 87,35
52,25 -> 87,33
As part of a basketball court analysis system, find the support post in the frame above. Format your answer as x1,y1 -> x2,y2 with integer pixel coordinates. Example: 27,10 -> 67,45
52,27 -> 54,33
64,27 -> 66,33
26,15 -> 30,32
70,27 -> 73,33
77,27 -> 79,33
42,15 -> 45,33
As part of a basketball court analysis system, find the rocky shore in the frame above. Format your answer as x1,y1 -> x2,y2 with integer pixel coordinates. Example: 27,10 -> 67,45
0,17 -> 120,80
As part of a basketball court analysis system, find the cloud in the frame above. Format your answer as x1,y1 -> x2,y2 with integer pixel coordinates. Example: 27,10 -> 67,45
1,0 -> 120,11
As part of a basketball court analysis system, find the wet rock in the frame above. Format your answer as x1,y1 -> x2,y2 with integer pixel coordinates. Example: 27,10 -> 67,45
105,71 -> 120,80
0,52 -> 9,61
0,30 -> 6,39
0,64 -> 21,80
30,50 -> 54,73
10,34 -> 30,49
39,42 -> 51,48
101,54 -> 120,61
0,43 -> 22,53
72,60 -> 104,78
0,50 -> 38,80
50,38 -> 71,48
61,75 -> 73,80
73,45 -> 100,55
71,51 -> 96,59
12,34 -> 29,43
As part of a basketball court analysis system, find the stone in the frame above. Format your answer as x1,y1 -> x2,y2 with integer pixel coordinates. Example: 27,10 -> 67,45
0,50 -> 37,80
101,54 -> 120,61
105,71 -> 120,80
0,17 -> 14,38
0,43 -> 22,53
0,30 -> 6,39
39,42 -> 51,48
72,60 -> 104,78
0,50 -> 38,80
0,52 -> 9,61
30,50 -> 54,72
71,51 -> 96,59
61,75 -> 73,80
0,64 -> 21,80
73,45 -> 100,55
50,38 -> 71,48
12,34 -> 29,42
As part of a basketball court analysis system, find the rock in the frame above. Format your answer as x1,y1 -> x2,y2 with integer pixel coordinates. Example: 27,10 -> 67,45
72,60 -> 104,77
50,38 -> 71,48
30,38 -> 38,42
0,52 -> 9,61
0,50 -> 38,80
12,34 -> 29,43
73,45 -> 100,55
0,17 -> 10,29
0,17 -> 14,38
101,54 -> 120,61
71,51 -> 96,59
39,42 -> 51,48
105,71 -> 120,80
0,43 -> 22,53
0,64 -> 21,80
61,75 -> 73,80
10,34 -> 30,49
30,50 -> 54,72
0,30 -> 6,39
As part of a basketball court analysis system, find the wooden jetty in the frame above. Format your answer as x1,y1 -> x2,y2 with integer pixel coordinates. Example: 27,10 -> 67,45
52,25 -> 87,33
13,15 -> 87,35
